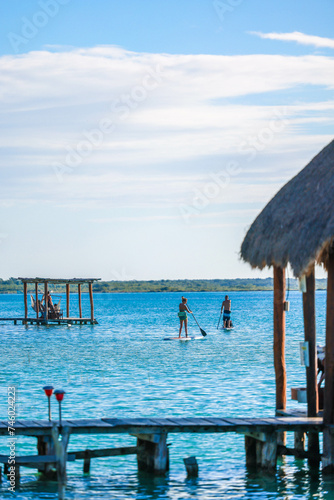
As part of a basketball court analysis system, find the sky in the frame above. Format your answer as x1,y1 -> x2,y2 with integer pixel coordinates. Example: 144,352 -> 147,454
0,0 -> 333,280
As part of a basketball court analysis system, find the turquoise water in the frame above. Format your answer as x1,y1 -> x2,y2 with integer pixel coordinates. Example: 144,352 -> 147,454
0,290 -> 332,499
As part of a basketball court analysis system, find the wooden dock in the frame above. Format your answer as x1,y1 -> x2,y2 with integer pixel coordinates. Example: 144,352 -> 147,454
0,416 -> 324,436
0,416 -> 326,498
0,317 -> 98,325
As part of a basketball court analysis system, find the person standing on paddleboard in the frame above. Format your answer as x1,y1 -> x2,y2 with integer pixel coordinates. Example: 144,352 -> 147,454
221,295 -> 232,328
178,296 -> 192,338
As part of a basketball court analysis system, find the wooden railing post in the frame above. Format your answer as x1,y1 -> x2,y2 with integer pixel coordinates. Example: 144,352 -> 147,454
24,282 -> 28,319
44,282 -> 48,323
35,282 -> 39,320
89,283 -> 94,322
323,248 -> 334,472
273,266 -> 286,411
302,263 -> 319,462
66,284 -> 70,318
78,284 -> 82,319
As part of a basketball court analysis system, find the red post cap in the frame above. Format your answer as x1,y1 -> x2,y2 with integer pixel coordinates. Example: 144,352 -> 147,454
54,389 -> 65,402
43,385 -> 54,397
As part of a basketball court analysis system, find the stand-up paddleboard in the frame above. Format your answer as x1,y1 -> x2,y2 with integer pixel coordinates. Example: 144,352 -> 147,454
223,327 -> 234,331
163,336 -> 205,341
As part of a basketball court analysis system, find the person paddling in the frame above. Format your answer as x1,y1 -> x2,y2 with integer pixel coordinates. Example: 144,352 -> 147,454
221,295 -> 232,328
178,296 -> 192,338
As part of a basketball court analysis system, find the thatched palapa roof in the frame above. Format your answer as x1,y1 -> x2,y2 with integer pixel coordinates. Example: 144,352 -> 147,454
241,139 -> 334,277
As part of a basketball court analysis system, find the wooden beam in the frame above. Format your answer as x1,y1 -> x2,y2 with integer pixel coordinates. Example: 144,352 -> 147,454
303,264 -> 318,416
35,283 -> 39,320
44,282 -> 48,322
302,264 -> 319,462
23,282 -> 28,319
324,248 -> 334,425
273,266 -> 286,411
89,283 -> 94,322
78,284 -> 82,319
66,284 -> 70,318
323,248 -> 334,473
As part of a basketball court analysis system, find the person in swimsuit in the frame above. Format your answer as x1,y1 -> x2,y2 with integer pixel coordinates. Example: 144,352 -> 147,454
221,295 -> 232,328
178,296 -> 192,338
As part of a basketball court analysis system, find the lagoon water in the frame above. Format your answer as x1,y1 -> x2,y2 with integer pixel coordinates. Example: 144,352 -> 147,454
0,290 -> 332,499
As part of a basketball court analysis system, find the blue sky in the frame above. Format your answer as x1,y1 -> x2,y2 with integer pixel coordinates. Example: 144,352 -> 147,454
0,0 -> 333,280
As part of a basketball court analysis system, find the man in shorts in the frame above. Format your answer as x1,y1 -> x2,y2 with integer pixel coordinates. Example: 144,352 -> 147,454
221,295 -> 232,328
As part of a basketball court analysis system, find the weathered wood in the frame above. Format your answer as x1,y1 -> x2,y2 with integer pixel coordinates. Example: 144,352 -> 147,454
273,266 -> 286,411
89,283 -> 94,322
303,264 -> 319,418
294,431 -> 305,457
323,428 -> 334,473
136,433 -> 169,474
66,284 -> 70,318
52,425 -> 70,500
183,456 -> 198,477
83,452 -> 90,474
44,282 -> 48,322
324,249 -> 334,425
73,446 -> 137,460
24,282 -> 28,319
259,433 -> 277,472
35,283 -> 39,320
245,435 -> 257,467
37,435 -> 55,476
78,284 -> 82,319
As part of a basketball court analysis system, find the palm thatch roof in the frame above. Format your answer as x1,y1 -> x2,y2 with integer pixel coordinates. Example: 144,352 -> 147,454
241,139 -> 334,277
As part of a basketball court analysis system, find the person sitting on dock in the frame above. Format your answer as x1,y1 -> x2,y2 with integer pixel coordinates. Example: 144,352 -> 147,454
42,291 -> 55,317
178,296 -> 192,338
221,295 -> 232,328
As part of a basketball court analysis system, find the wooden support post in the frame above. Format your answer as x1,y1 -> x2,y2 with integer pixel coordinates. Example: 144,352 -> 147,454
294,431 -> 305,457
303,265 -> 318,416
37,435 -> 56,478
44,282 -> 48,323
302,264 -> 319,463
89,283 -> 94,322
245,436 -> 257,468
245,433 -> 277,472
323,248 -> 334,472
183,456 -> 198,477
24,282 -> 28,319
83,450 -> 90,473
66,284 -> 70,318
258,433 -> 277,472
35,282 -> 39,320
273,266 -> 287,411
52,425 -> 70,500
78,284 -> 82,319
136,433 -> 169,474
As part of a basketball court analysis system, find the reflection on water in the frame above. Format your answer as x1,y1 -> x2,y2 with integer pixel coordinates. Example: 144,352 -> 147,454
0,291 -> 330,498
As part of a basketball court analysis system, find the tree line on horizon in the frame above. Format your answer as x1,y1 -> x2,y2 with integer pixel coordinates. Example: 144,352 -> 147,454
0,277 -> 328,293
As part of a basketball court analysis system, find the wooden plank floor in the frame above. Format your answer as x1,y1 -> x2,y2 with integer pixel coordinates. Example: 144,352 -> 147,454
0,417 -> 324,437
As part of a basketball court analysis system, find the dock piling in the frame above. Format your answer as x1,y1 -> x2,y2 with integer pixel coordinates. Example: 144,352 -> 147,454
136,433 -> 169,474
183,456 -> 198,477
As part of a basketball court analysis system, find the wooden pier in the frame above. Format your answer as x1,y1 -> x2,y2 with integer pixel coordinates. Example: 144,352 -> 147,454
0,277 -> 100,325
0,317 -> 98,325
0,415 -> 325,497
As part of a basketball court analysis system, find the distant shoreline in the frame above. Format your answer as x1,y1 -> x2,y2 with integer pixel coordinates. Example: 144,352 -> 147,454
0,278 -> 328,294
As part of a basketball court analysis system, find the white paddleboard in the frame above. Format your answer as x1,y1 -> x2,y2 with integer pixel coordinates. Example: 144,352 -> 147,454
223,327 -> 234,331
163,336 -> 205,341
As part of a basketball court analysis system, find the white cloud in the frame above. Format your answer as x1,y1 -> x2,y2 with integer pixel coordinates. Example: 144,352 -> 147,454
250,31 -> 334,49
0,45 -> 333,212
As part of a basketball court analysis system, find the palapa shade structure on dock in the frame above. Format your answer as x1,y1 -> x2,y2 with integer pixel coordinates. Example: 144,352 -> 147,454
240,139 -> 334,472
241,139 -> 334,278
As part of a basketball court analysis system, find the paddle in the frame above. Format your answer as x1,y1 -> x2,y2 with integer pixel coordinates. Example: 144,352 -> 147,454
188,307 -> 207,337
217,312 -> 222,329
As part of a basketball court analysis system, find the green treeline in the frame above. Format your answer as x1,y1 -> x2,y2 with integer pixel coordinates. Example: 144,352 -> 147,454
0,277 -> 328,293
